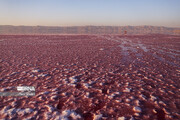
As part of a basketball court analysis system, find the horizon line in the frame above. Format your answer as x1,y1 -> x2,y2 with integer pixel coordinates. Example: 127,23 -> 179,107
1,25 -> 180,28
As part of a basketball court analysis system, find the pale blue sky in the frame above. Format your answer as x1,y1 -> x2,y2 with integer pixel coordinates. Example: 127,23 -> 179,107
0,0 -> 180,27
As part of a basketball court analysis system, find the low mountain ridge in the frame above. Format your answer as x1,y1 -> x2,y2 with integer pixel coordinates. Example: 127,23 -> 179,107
0,25 -> 179,35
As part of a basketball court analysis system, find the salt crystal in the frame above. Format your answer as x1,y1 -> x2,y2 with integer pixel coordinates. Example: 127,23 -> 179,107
118,116 -> 125,120
133,106 -> 142,113
94,114 -> 103,120
123,88 -> 131,92
32,69 -> 40,73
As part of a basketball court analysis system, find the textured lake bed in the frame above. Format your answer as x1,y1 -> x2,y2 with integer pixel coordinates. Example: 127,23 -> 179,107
0,34 -> 179,120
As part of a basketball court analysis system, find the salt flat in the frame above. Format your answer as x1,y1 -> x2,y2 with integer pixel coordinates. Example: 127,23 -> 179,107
0,34 -> 179,120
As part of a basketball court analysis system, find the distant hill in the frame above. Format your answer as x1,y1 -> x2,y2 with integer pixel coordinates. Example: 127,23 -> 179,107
0,25 -> 180,35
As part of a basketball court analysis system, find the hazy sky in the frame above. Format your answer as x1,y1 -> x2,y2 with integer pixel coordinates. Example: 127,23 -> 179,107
0,0 -> 180,27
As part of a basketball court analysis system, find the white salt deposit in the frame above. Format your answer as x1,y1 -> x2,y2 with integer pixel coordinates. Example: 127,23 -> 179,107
139,94 -> 146,100
83,83 -> 90,88
150,95 -> 157,101
59,110 -> 81,120
125,82 -> 129,86
31,69 -> 40,73
125,98 -> 131,102
115,100 -> 121,103
62,79 -> 68,84
29,74 -> 34,77
69,76 -> 78,83
134,100 -> 140,106
129,96 -> 134,100
50,95 -> 58,100
108,92 -> 120,99
85,92 -> 90,98
1,108 -> 34,116
0,106 -> 11,113
123,88 -> 131,92
118,116 -> 125,120
133,106 -> 142,113
159,101 -> 166,106
38,73 -> 48,77
152,109 -> 157,113
99,48 -> 104,51
10,72 -> 18,76
129,117 -> 135,120
69,111 -> 81,119
44,105 -> 54,112
11,101 -> 17,107
68,83 -> 76,87
134,113 -> 140,116
52,88 -> 58,91
94,114 -> 103,120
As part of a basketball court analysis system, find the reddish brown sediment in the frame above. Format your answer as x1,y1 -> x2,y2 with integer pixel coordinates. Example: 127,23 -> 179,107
0,34 -> 179,119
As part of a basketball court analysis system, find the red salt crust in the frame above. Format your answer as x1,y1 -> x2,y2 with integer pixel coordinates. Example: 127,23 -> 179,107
0,34 -> 180,119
